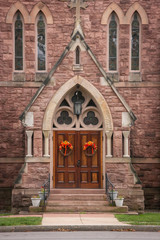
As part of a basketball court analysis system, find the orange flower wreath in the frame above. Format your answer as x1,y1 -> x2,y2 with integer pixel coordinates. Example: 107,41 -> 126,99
59,140 -> 73,156
83,141 -> 97,156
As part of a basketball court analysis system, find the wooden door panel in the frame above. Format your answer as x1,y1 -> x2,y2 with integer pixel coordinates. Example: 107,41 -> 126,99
57,135 -> 65,167
54,131 -> 102,188
55,131 -> 77,188
79,131 -> 101,188
68,171 -> 76,184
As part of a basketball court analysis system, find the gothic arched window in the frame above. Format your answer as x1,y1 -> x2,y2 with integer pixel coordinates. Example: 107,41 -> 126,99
131,12 -> 140,71
37,12 -> 46,71
109,12 -> 118,71
76,46 -> 80,65
14,11 -> 23,71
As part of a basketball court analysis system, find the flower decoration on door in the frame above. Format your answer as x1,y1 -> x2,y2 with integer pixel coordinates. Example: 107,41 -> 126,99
59,140 -> 73,157
83,141 -> 97,157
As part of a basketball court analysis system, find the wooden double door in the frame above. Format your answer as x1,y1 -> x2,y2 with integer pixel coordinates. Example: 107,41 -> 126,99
53,131 -> 102,188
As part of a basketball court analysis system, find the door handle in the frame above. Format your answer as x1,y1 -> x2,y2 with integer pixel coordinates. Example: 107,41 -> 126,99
77,160 -> 81,167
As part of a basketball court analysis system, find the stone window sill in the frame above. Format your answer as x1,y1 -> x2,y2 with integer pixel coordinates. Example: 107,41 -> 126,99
73,64 -> 83,71
129,72 -> 141,81
13,72 -> 25,82
35,72 -> 48,82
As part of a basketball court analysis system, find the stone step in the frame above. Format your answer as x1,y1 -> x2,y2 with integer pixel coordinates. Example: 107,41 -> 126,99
48,194 -> 107,201
45,205 -> 128,213
50,189 -> 106,194
47,200 -> 109,206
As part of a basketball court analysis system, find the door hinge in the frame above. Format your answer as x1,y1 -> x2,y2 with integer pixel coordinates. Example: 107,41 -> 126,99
102,175 -> 104,180
102,135 -> 104,141
52,176 -> 53,180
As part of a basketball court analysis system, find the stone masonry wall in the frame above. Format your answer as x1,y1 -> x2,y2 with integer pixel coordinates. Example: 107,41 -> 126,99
133,163 -> 160,209
0,0 -> 159,209
106,162 -> 145,210
12,162 -> 50,210
0,0 -> 159,158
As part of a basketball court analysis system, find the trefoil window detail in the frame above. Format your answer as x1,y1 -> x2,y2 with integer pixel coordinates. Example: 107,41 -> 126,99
53,89 -> 103,130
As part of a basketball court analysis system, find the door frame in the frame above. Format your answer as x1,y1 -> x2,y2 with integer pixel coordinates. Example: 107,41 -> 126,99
53,130 -> 103,189
43,76 -> 114,189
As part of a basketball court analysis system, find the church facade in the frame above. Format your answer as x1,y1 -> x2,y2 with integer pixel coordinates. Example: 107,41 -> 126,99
0,0 -> 159,211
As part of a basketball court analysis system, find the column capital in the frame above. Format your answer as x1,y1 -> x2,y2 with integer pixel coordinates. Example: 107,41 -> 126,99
26,130 -> 33,138
105,131 -> 113,138
123,131 -> 130,138
43,130 -> 50,138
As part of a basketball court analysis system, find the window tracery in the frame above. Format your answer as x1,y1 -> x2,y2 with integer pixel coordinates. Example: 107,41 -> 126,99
53,89 -> 103,130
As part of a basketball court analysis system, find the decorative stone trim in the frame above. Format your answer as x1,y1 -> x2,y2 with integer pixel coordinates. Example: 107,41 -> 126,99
132,158 -> 160,164
73,64 -> 83,71
1,81 -> 160,88
105,157 -> 160,164
101,3 -> 124,25
123,131 -> 130,157
35,72 -> 48,82
25,157 -> 50,162
0,158 -> 24,163
6,1 -> 30,24
125,2 -> 149,24
105,157 -> 131,163
43,131 -> 50,157
105,131 -> 113,157
13,72 -> 25,82
43,75 -> 113,131
30,1 -> 53,24
129,72 -> 141,82
101,2 -> 148,25
26,130 -> 33,157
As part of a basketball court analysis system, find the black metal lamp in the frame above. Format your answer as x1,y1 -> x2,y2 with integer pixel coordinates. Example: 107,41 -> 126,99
73,91 -> 82,116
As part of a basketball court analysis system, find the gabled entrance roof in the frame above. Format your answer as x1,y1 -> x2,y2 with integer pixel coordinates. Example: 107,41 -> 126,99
20,23 -> 136,124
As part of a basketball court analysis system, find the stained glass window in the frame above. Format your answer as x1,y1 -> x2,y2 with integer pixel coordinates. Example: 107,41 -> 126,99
83,111 -> 99,125
57,111 -> 72,125
76,46 -> 80,64
37,13 -> 46,70
109,13 -> 117,71
131,12 -> 140,70
15,12 -> 23,70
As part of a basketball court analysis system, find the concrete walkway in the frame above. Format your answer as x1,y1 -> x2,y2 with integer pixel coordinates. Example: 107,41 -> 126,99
42,213 -> 128,226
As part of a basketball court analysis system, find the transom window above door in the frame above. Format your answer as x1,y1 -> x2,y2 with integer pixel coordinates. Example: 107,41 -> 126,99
53,87 -> 103,130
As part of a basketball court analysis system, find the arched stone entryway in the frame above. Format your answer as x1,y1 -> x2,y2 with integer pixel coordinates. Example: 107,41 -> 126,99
42,75 -> 113,188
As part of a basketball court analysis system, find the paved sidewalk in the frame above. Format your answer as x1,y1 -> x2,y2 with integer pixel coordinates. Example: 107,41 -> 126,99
42,213 -> 128,226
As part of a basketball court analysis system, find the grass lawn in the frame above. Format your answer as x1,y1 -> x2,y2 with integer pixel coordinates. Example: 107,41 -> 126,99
0,217 -> 42,226
115,213 -> 160,225
0,213 -> 13,216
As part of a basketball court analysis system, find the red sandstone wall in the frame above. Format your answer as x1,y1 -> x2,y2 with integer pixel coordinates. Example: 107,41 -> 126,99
0,0 -> 159,158
0,0 -> 159,210
0,163 -> 23,187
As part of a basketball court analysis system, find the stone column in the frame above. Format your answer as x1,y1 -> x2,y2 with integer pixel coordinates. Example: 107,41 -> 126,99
106,131 -> 113,157
26,130 -> 33,157
123,131 -> 130,157
43,130 -> 50,157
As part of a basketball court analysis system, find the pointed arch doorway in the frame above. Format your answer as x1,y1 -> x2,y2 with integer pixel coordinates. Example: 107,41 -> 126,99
42,76 -> 113,189
53,87 -> 103,188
